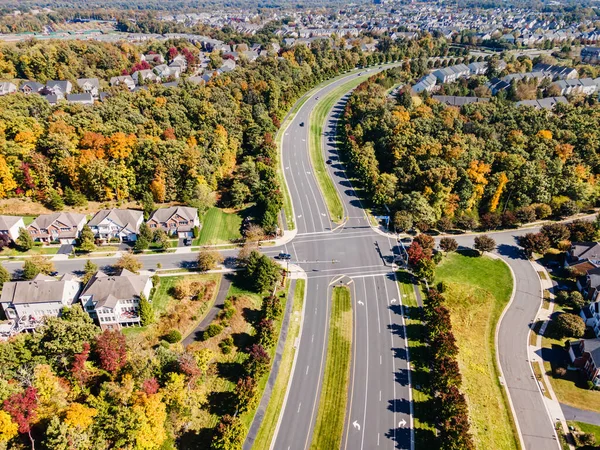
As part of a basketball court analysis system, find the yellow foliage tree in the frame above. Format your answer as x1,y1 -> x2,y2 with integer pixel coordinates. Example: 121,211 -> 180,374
0,155 -> 16,199
33,364 -> 69,420
0,410 -> 17,443
555,143 -> 574,162
149,169 -> 166,203
489,172 -> 509,212
466,160 -> 491,210
108,132 -> 136,160
64,403 -> 97,430
537,129 -> 553,140
133,393 -> 168,450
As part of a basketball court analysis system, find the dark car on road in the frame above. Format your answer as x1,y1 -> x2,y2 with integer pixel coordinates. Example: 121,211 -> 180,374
299,122 -> 305,127
184,238 -> 192,246
277,252 -> 292,260
326,159 -> 332,165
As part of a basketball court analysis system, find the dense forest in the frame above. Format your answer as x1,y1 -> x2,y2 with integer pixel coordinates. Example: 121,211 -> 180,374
343,69 -> 600,230
0,35 -> 443,233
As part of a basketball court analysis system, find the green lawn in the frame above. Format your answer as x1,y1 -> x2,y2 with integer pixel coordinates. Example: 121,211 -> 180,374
0,245 -> 60,257
196,208 -> 242,245
569,421 -> 600,444
396,271 -> 438,446
308,76 -> 371,223
252,279 -> 305,450
435,252 -> 518,450
310,285 -> 352,450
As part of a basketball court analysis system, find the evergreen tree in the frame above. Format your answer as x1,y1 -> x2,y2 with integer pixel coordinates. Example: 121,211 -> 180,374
139,294 -> 154,326
16,227 -> 33,251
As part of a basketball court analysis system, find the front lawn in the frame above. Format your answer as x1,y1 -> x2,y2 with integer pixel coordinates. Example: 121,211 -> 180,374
435,252 -> 518,450
196,207 -> 243,245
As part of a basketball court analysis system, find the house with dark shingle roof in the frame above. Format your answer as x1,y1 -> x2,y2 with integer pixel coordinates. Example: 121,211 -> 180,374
568,339 -> 600,386
147,206 -> 199,238
80,269 -> 152,330
0,274 -> 80,331
87,209 -> 143,242
0,215 -> 24,241
27,212 -> 87,244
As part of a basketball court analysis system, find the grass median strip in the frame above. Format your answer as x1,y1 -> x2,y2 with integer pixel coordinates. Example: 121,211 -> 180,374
252,279 -> 305,450
310,285 -> 352,450
309,76 -> 370,223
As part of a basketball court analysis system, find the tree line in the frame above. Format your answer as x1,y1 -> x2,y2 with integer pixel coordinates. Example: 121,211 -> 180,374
342,69 -> 600,233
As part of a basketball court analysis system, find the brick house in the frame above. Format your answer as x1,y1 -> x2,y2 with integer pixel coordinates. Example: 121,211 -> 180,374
147,206 -> 200,238
27,212 -> 87,244
568,339 -> 600,386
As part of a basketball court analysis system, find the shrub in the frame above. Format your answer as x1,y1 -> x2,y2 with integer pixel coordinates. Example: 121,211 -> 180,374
163,329 -> 182,343
439,237 -> 458,253
568,291 -> 585,309
203,324 -> 223,340
437,281 -> 448,293
554,313 -> 585,338
533,203 -> 552,219
554,291 -> 569,305
515,206 -> 536,224
473,235 -> 496,254
219,336 -> 234,354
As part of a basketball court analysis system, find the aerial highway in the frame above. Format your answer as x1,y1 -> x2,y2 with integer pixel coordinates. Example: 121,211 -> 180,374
0,65 -> 562,450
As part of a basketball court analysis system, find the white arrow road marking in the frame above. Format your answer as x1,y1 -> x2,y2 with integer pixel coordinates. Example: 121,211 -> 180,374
390,298 -> 397,304
285,166 -> 289,169
353,420 -> 361,431
398,419 -> 406,427
297,215 -> 302,218
321,213 -> 326,217
357,300 -> 365,306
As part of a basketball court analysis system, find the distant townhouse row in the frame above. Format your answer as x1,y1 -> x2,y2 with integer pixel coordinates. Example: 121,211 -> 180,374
412,61 -> 506,94
0,268 -> 152,336
0,205 -> 200,245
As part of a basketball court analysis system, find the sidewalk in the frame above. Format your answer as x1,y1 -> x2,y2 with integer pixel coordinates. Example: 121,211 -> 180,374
529,260 -> 575,449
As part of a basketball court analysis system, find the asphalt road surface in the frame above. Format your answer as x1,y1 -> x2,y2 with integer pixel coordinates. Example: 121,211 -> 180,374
1,63 -> 562,449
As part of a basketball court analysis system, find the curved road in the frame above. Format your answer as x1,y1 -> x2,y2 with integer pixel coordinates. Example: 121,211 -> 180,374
1,65 -> 561,450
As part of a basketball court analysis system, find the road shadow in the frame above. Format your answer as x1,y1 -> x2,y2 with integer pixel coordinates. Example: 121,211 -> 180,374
387,398 -> 411,414
394,368 -> 410,386
496,243 -> 525,260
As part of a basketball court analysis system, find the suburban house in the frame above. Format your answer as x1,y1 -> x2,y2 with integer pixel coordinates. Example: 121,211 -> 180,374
432,95 -> 489,106
141,53 -> 165,64
0,81 -> 16,96
432,64 -> 471,83
413,73 -> 437,93
468,61 -> 488,75
80,269 -> 152,330
0,215 -> 25,242
110,75 -> 136,91
169,54 -> 188,71
41,80 -> 73,100
27,212 -> 87,244
147,206 -> 200,237
76,78 -> 100,97
87,209 -> 143,242
154,64 -> 181,79
582,46 -> 600,63
20,81 -> 44,95
532,63 -> 578,80
551,78 -> 598,96
66,93 -> 94,105
568,339 -> 600,386
515,97 -> 568,110
0,274 -> 80,333
566,242 -> 600,271
132,69 -> 161,85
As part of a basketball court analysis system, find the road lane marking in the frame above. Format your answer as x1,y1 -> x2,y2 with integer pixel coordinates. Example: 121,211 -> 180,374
297,403 -> 301,413
377,433 -> 380,446
306,365 -> 309,375
311,334 -> 314,343
374,278 -> 382,334
380,355 -> 382,365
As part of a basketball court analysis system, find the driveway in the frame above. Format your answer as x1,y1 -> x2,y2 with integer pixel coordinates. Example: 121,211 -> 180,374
561,403 -> 600,426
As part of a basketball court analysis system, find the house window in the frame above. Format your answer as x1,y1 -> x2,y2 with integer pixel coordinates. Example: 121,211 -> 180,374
60,227 -> 70,232
179,221 -> 187,225
150,224 -> 156,228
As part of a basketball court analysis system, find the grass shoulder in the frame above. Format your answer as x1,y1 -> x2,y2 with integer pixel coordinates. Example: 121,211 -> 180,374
435,251 -> 518,450
310,285 -> 352,450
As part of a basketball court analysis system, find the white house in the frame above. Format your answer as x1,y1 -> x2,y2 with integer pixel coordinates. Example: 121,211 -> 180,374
110,76 -> 136,91
141,53 -> 165,64
131,69 -> 160,85
0,81 -> 16,96
0,215 -> 24,242
76,78 -> 100,97
87,209 -> 143,242
80,269 -> 152,330
153,64 -> 181,79
0,274 -> 80,333
413,73 -> 437,93
66,93 -> 94,105
432,64 -> 470,84
42,80 -> 72,100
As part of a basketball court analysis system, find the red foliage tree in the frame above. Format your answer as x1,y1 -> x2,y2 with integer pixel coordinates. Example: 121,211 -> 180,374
4,387 -> 38,448
71,342 -> 91,385
168,47 -> 178,61
413,233 -> 435,251
163,128 -> 176,140
244,344 -> 270,378
407,241 -> 427,267
129,60 -> 151,74
95,330 -> 127,374
142,378 -> 160,395
178,353 -> 201,382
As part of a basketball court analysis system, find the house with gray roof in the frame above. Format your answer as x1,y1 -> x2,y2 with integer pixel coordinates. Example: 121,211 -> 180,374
110,75 -> 135,91
76,78 -> 100,97
147,206 -> 200,237
551,78 -> 598,96
88,209 -> 143,242
20,81 -> 44,95
0,81 -> 16,96
42,80 -> 72,100
27,212 -> 87,244
413,73 -> 437,93
0,215 -> 24,242
568,339 -> 600,385
67,93 -> 94,105
131,69 -> 160,85
432,95 -> 489,106
432,64 -> 470,84
0,274 -> 80,332
515,96 -> 567,109
80,269 -> 152,330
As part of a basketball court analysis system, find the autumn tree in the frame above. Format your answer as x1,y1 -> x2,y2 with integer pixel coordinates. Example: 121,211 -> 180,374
554,313 -> 585,338
77,225 -> 96,252
244,344 -> 270,378
95,330 -> 128,375
568,220 -> 597,242
114,252 -> 142,274
22,255 -> 55,279
517,233 -> 550,258
139,294 -> 154,326
234,376 -> 258,413
540,223 -> 570,247
414,233 -> 435,251
3,387 -> 38,449
82,259 -> 98,285
197,248 -> 223,272
211,414 -> 246,450
407,241 -> 428,267
473,235 -> 495,254
439,237 -> 458,254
